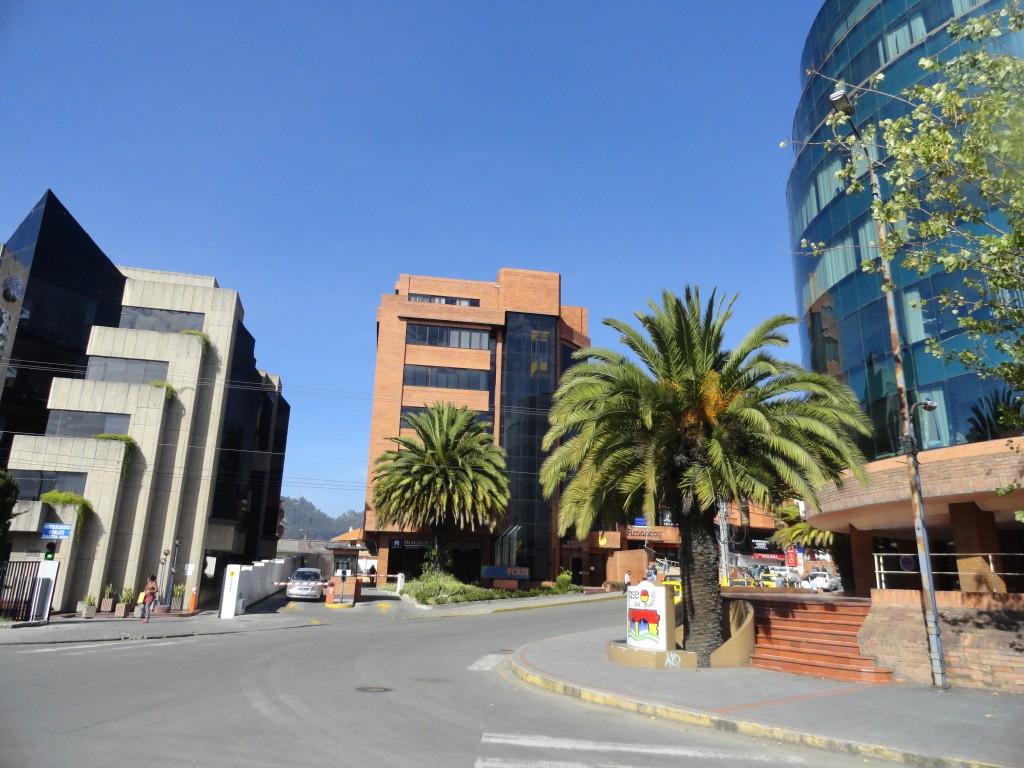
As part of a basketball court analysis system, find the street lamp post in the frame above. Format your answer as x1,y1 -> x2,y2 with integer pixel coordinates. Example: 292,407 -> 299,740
828,89 -> 947,688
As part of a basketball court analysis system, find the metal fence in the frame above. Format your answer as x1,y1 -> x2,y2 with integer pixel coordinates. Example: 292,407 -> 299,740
0,560 -> 41,621
874,552 -> 1024,592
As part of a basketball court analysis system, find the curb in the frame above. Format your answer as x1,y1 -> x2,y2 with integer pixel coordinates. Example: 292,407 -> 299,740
508,648 -> 1007,768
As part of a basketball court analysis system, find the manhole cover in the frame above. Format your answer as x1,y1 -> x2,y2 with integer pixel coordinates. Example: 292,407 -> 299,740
355,686 -> 392,693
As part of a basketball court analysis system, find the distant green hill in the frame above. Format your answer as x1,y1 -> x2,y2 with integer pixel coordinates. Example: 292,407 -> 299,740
280,496 -> 362,540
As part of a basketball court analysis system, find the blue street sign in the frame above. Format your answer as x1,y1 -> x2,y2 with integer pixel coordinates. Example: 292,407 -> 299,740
633,517 -> 647,527
41,523 -> 72,540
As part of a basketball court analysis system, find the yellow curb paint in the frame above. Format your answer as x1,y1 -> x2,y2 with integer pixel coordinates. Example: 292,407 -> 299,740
376,603 -> 391,612
508,662 -> 1002,768
325,602 -> 354,609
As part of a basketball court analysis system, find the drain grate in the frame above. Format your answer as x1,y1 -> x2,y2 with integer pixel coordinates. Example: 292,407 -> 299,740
355,686 -> 392,693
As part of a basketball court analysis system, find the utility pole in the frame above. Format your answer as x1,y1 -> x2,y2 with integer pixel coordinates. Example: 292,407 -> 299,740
717,498 -> 730,586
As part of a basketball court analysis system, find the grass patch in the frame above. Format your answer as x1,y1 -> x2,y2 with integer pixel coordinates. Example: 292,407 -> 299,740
401,570 -> 583,606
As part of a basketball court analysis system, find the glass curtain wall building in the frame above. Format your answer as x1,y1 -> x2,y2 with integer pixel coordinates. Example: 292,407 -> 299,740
788,0 -> 1021,459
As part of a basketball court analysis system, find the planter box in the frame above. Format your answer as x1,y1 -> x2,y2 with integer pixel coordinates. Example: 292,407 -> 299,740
79,605 -> 97,619
114,603 -> 130,618
100,598 -> 114,613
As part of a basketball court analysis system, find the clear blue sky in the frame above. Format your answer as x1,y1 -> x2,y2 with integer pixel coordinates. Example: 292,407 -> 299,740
0,1 -> 823,517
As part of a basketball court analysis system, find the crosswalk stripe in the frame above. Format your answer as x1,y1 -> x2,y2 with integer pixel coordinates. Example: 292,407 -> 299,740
480,734 -> 805,763
467,653 -> 505,671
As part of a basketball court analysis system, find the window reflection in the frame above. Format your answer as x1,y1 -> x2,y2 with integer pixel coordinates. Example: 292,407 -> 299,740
119,306 -> 204,333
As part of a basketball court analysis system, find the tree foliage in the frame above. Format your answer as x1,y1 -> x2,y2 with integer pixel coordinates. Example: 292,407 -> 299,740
540,287 -> 870,665
0,471 -> 19,559
372,402 -> 509,571
823,3 -> 1024,391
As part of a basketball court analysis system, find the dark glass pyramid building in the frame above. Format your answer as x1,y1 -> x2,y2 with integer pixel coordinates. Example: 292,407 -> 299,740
0,190 -> 126,464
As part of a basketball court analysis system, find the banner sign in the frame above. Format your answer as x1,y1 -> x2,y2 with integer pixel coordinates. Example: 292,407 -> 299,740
41,523 -> 72,540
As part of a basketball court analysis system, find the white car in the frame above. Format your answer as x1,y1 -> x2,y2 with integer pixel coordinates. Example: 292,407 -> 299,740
800,571 -> 838,591
285,568 -> 325,600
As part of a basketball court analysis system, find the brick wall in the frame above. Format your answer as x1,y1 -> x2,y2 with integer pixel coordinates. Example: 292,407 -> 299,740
859,590 -> 1024,693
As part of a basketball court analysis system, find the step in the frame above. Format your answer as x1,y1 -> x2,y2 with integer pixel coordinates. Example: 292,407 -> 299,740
749,652 -> 894,683
753,642 -> 879,666
751,600 -> 871,616
754,628 -> 861,651
753,604 -> 870,620
753,615 -> 865,635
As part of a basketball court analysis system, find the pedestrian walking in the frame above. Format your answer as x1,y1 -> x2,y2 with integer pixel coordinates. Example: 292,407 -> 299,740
623,569 -> 631,595
140,574 -> 158,623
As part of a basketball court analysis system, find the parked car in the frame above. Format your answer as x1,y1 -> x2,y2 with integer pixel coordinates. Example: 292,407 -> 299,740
800,571 -> 838,591
285,568 -> 325,600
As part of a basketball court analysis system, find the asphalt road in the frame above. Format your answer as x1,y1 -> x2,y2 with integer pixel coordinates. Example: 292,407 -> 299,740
1,592 -> 897,768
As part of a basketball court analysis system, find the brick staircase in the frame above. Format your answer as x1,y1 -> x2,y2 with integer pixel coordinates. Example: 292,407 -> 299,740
745,595 -> 893,683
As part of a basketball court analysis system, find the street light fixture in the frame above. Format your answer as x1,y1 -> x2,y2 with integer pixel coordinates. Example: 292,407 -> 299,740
828,89 -> 947,688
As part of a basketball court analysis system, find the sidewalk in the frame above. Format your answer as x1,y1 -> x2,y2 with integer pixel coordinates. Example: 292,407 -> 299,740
510,626 -> 1024,768
0,589 -> 619,645
0,603 -> 320,646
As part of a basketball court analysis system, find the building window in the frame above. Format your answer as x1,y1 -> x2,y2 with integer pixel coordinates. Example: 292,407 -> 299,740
87,356 -> 169,385
119,306 -> 204,333
400,405 -> 494,432
406,323 -> 495,351
403,365 -> 490,391
45,411 -> 130,437
8,470 -> 87,500
408,293 -> 480,308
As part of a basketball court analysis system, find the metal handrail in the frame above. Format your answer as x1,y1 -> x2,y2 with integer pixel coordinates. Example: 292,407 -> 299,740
873,552 -> 1024,590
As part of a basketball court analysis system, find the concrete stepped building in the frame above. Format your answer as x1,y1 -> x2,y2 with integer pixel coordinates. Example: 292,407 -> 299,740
1,191 -> 289,612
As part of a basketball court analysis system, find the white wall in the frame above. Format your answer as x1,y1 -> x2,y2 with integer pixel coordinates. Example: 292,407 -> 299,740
219,556 -> 301,618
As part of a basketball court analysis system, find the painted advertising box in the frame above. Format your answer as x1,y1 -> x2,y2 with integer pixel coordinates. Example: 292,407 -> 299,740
625,579 -> 675,652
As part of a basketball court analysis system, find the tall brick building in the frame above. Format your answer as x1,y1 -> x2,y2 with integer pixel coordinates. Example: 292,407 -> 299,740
363,268 -> 589,584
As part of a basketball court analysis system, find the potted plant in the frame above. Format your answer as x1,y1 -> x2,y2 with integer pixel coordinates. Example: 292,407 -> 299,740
115,586 -> 134,618
100,583 -> 115,613
79,594 -> 97,619
170,583 -> 186,611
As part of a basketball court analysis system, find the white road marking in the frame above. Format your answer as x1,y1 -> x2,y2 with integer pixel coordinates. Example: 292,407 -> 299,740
468,653 -> 506,671
480,734 -> 805,764
18,639 -> 191,655
475,760 -> 594,768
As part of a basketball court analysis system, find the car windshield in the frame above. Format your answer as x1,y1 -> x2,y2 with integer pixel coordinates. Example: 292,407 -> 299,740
292,570 -> 320,581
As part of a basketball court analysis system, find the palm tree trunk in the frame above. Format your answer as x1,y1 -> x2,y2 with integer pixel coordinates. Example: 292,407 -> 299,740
677,510 -> 723,667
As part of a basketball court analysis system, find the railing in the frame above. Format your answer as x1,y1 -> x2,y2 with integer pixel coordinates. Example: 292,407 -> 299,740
0,561 -> 42,621
873,552 -> 1024,591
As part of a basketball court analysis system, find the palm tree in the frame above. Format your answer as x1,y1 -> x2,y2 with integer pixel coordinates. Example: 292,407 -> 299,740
540,287 -> 870,666
372,402 -> 510,573
769,503 -> 853,592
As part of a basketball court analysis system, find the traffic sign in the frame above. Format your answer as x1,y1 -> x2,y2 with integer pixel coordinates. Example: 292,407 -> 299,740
41,523 -> 72,540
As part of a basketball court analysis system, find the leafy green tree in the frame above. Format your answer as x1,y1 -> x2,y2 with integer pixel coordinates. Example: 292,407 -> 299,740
824,4 -> 1024,391
0,470 -> 20,559
540,288 -> 870,665
372,402 -> 509,573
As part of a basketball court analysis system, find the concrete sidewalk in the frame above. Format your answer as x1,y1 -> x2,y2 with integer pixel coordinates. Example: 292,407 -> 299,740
0,589 -> 619,645
510,626 -> 1024,768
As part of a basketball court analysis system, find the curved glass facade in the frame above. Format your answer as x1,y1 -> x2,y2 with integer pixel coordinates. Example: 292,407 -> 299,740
788,0 -> 1021,459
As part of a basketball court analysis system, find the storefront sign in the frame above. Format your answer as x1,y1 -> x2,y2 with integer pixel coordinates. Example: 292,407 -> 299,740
786,548 -> 798,567
752,539 -> 769,550
752,553 -> 784,560
481,565 -> 530,580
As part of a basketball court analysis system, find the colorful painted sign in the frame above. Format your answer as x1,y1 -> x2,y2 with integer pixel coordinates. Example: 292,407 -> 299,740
625,580 -> 675,652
